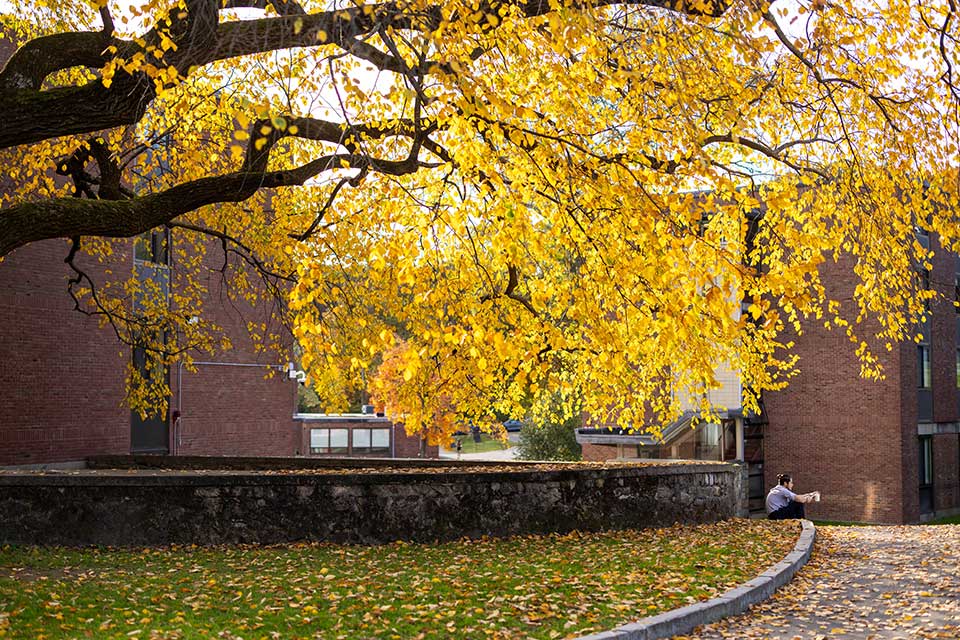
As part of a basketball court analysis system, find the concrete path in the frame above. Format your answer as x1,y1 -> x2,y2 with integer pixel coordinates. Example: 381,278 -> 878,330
681,525 -> 960,640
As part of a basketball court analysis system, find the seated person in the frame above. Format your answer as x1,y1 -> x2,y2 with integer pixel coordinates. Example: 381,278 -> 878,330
766,473 -> 818,520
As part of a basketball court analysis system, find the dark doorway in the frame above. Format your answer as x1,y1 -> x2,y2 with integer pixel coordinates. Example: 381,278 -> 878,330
130,346 -> 170,453
919,435 -> 934,514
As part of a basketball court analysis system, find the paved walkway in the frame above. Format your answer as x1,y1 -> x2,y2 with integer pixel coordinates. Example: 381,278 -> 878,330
682,525 -> 960,640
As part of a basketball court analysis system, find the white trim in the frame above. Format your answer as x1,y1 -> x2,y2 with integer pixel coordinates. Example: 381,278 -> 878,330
917,422 -> 960,435
295,413 -> 391,422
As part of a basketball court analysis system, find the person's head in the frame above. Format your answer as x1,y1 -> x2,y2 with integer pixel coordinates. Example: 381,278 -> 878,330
777,473 -> 793,489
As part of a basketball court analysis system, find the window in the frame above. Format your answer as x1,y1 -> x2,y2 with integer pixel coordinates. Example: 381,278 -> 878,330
955,276 -> 960,313
918,345 -> 931,389
352,428 -> 390,454
309,428 -> 349,454
920,269 -> 931,317
919,436 -> 934,514
135,229 -> 169,265
956,349 -> 960,389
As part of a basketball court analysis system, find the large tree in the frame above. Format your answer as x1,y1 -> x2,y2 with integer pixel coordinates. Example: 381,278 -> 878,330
2,0 -> 959,429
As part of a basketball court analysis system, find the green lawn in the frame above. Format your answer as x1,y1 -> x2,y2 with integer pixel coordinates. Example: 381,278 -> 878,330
924,513 -> 960,525
0,519 -> 797,640
451,433 -> 511,454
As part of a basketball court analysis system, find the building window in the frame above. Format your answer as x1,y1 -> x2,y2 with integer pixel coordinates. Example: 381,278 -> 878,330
918,345 -> 931,389
352,428 -> 391,454
919,436 -> 934,514
135,228 -> 169,265
955,275 -> 960,313
956,349 -> 960,389
310,428 -> 349,454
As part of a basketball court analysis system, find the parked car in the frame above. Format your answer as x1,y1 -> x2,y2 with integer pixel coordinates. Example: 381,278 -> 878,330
502,419 -> 523,433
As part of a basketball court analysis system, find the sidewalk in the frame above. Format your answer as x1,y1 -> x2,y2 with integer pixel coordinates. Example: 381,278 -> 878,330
682,525 -> 960,640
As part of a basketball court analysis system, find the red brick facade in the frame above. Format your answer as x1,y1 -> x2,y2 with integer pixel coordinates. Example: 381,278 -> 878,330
580,443 -> 617,462
173,364 -> 297,457
747,242 -> 959,523
169,237 -> 298,458
0,234 -> 299,466
0,240 -> 131,465
577,246 -> 960,524
763,255 -> 910,523
0,233 -> 447,466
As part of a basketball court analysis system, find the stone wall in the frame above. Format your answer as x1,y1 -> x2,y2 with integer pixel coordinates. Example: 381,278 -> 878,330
0,460 -> 747,546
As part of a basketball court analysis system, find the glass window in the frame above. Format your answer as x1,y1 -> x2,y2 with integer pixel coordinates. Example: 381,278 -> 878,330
329,429 -> 348,452
920,438 -> 933,485
690,422 -> 721,461
135,229 -> 169,265
918,345 -> 931,389
955,276 -> 960,313
919,436 -> 934,514
310,428 -> 349,454
353,428 -> 390,453
310,428 -> 327,453
371,428 -> 390,449
353,428 -> 371,449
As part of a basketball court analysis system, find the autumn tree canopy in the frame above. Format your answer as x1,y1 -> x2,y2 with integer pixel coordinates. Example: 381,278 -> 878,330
3,0 -> 960,431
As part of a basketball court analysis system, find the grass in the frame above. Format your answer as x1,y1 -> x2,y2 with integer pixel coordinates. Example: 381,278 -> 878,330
0,519 -> 797,640
924,514 -> 960,525
451,433 -> 511,454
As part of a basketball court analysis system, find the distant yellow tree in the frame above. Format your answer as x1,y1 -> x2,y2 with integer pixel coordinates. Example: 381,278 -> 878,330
2,1 -> 960,429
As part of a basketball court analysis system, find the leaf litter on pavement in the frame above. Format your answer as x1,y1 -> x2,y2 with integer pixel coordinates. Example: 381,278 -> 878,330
0,519 -> 798,640
680,524 -> 960,640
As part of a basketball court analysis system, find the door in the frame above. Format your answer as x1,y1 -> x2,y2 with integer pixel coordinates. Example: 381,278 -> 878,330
130,346 -> 170,453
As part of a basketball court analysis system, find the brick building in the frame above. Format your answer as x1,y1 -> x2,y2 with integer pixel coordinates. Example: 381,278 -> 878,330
295,413 -> 438,459
0,31 -> 435,466
0,232 -> 436,466
0,229 -> 298,466
577,232 -> 960,524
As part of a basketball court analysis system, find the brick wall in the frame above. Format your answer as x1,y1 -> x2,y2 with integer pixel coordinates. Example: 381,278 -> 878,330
169,233 -> 297,457
174,364 -> 296,456
581,442 -> 619,462
0,240 -> 132,466
763,254 -> 909,523
392,423 -> 439,458
929,237 -> 958,423
933,433 -> 960,512
928,236 -> 960,516
897,337 -> 920,524
0,228 -> 298,464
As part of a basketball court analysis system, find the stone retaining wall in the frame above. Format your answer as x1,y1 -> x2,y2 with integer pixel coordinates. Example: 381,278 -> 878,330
0,459 -> 747,546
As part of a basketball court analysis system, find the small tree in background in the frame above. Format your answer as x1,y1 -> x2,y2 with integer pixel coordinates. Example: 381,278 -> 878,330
516,403 -> 583,462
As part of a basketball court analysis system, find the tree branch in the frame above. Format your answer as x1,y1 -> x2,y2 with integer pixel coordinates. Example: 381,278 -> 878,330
0,0 -> 731,149
1,147 -> 432,256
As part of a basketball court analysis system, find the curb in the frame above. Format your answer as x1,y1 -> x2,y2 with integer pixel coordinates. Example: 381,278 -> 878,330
573,519 -> 816,640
